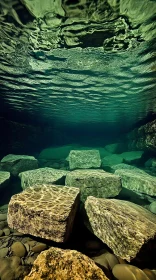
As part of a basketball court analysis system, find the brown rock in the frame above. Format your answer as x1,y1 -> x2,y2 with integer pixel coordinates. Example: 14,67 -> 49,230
112,264 -> 150,280
0,214 -> 7,221
84,197 -> 156,261
10,256 -> 21,269
143,269 -> 156,280
3,228 -> 10,236
0,248 -> 8,258
24,247 -> 109,280
11,241 -> 26,258
8,185 -> 80,242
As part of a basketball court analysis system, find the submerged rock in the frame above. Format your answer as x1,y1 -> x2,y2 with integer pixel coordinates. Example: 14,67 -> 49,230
112,264 -> 150,280
121,151 -> 144,164
0,171 -> 10,190
110,163 -> 145,173
115,169 -> 156,196
68,150 -> 101,170
65,169 -> 121,202
84,196 -> 156,261
7,185 -> 80,242
101,154 -> 123,171
24,246 -> 109,280
19,167 -> 68,190
0,154 -> 38,176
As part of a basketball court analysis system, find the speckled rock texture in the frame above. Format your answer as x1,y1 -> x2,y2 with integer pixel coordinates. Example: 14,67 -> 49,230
0,154 -> 38,176
65,169 -> 121,202
68,150 -> 101,170
24,246 -> 109,280
127,119 -> 156,152
7,185 -> 80,242
115,169 -> 156,196
110,163 -> 145,173
0,171 -> 10,190
19,167 -> 68,190
84,196 -> 156,262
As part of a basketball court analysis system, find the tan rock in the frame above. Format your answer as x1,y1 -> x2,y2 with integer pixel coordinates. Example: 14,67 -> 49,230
31,242 -> 47,253
24,247 -> 109,280
8,185 -> 80,242
0,247 -> 8,258
11,241 -> 26,258
84,197 -> 156,261
112,264 -> 150,280
0,213 -> 7,221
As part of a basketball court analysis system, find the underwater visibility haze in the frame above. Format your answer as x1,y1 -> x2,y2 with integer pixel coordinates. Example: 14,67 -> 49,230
0,1 -> 156,280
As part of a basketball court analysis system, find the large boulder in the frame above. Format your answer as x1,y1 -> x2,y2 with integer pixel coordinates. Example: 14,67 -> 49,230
24,246 -> 109,280
0,171 -> 10,190
68,150 -> 101,170
65,169 -> 121,202
115,169 -> 156,196
19,167 -> 68,190
84,196 -> 156,262
7,185 -> 80,242
127,120 -> 156,152
0,154 -> 38,176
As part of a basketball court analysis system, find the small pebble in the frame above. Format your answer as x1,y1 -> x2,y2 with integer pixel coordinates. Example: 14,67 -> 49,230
0,221 -> 7,230
32,242 -> 47,253
0,214 -> 7,221
11,241 -> 26,258
0,247 -> 9,258
3,228 -> 10,236
0,230 -> 3,237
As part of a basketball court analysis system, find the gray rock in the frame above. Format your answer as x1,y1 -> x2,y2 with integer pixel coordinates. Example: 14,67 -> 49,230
1,154 -> 38,176
65,169 -> 121,202
0,171 -> 10,190
7,185 -> 80,242
19,167 -> 69,190
84,196 -> 156,261
104,143 -> 119,154
69,150 -> 101,170
115,169 -> 156,196
110,163 -> 145,174
121,151 -> 144,164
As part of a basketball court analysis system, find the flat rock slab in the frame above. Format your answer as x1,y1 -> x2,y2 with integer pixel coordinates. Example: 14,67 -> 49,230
110,163 -> 146,174
101,154 -> 123,171
68,150 -> 101,170
0,154 -> 38,176
121,151 -> 144,164
7,185 -> 80,242
65,169 -> 121,202
115,169 -> 156,196
0,171 -> 10,190
24,246 -> 109,280
84,196 -> 156,261
19,167 -> 69,190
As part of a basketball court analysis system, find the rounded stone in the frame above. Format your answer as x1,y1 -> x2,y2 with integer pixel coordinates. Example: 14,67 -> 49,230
11,241 -> 26,258
0,258 -> 10,275
0,248 -> 9,258
0,229 -> 3,236
0,214 -> 7,221
1,269 -> 15,280
31,242 -> 47,253
3,228 -> 10,236
10,256 -> 21,269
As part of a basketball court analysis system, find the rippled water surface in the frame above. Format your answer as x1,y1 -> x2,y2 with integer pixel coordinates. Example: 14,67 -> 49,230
0,0 -> 156,132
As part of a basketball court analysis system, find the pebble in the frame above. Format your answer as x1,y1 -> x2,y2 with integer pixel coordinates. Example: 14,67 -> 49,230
0,230 -> 3,237
0,247 -> 9,258
10,256 -> 21,270
0,214 -> 7,221
11,241 -> 26,258
31,242 -> 47,253
1,269 -> 15,280
3,228 -> 10,236
0,221 -> 7,230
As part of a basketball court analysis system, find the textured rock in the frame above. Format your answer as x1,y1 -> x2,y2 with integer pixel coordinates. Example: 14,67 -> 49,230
110,163 -> 145,173
84,197 -> 156,261
149,201 -> 156,214
11,242 -> 26,258
65,169 -> 121,202
7,185 -> 80,242
24,246 -> 109,280
115,169 -> 156,196
121,151 -> 144,164
0,171 -> 10,190
1,154 -> 38,176
69,150 -> 101,170
19,167 -> 68,190
112,264 -> 150,280
127,120 -> 156,152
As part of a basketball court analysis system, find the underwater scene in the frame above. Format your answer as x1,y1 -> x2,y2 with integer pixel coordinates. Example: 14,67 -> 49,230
0,0 -> 156,279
